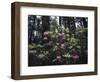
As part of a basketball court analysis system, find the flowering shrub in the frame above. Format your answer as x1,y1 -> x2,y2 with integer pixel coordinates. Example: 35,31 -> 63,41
28,16 -> 88,66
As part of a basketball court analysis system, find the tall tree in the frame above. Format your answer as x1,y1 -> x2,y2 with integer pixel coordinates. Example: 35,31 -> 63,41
28,15 -> 36,44
42,16 -> 50,32
82,18 -> 88,28
62,17 -> 68,29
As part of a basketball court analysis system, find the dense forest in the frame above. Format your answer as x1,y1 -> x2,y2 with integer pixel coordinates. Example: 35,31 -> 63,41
28,15 -> 88,66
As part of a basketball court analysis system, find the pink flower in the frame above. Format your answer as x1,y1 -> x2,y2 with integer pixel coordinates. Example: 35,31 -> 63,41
58,32 -> 65,37
72,49 -> 76,52
58,33 -> 62,36
56,55 -> 61,60
72,55 -> 79,59
60,44 -> 65,48
44,32 -> 49,35
72,55 -> 79,63
71,49 -> 79,59
62,32 -> 65,35
43,37 -> 48,40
